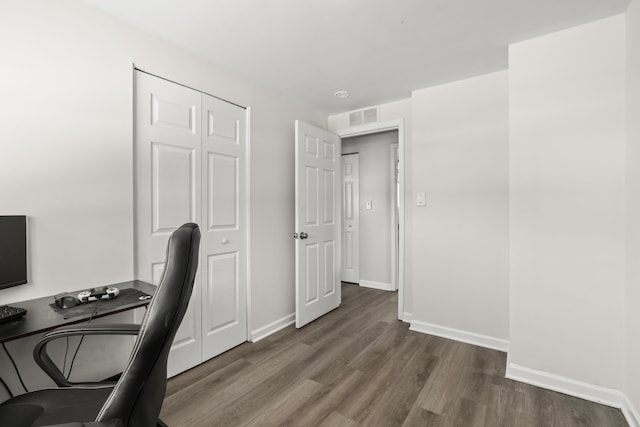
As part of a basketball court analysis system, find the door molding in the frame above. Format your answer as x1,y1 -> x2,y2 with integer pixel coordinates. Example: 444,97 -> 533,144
245,107 -> 253,341
390,143 -> 399,292
336,120 -> 406,321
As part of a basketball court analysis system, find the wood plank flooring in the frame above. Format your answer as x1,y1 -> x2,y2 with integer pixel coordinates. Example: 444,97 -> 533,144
161,283 -> 627,427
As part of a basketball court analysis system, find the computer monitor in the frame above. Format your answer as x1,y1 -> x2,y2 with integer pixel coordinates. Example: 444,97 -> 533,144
0,215 -> 28,290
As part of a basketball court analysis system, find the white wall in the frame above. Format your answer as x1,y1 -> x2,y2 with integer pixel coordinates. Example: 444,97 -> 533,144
342,131 -> 398,286
509,15 -> 626,390
0,0 -> 324,395
409,71 -> 510,345
626,0 -> 640,419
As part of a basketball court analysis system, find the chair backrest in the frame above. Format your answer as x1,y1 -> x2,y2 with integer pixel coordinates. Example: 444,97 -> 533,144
96,223 -> 200,427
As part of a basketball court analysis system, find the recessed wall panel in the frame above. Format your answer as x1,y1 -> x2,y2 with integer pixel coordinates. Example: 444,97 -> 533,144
345,162 -> 353,176
151,94 -> 196,134
324,241 -> 335,295
208,153 -> 238,230
345,232 -> 354,269
324,169 -> 335,224
306,135 -> 318,158
324,140 -> 335,161
172,293 -> 199,348
152,143 -> 195,233
305,166 -> 318,226
206,252 -> 239,333
305,243 -> 319,304
207,110 -> 238,142
152,262 -> 165,285
345,182 -> 354,220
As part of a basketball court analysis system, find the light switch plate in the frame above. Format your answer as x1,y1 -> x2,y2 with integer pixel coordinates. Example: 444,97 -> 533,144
365,200 -> 373,210
416,192 -> 426,207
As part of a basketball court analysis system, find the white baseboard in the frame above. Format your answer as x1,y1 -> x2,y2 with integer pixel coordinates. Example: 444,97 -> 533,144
506,363 -> 624,407
409,320 -> 509,352
402,312 -> 412,323
250,313 -> 295,343
623,394 -> 640,427
506,363 -> 640,427
359,280 -> 394,291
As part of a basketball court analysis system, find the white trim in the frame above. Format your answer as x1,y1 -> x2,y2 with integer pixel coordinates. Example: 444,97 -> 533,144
402,312 -> 412,323
335,119 -> 405,321
390,143 -> 399,291
505,363 -> 640,427
245,106 -> 252,343
359,280 -> 395,291
337,120 -> 402,138
250,313 -> 295,342
506,363 -> 624,408
623,394 -> 640,427
409,320 -> 509,352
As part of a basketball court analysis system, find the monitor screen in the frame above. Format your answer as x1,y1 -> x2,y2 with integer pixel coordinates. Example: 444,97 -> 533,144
0,216 -> 28,290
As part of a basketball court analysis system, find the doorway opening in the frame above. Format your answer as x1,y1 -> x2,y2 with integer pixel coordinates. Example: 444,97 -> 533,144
336,121 -> 406,321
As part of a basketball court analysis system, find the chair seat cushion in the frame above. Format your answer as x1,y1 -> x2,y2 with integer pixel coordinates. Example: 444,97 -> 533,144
0,387 -> 113,427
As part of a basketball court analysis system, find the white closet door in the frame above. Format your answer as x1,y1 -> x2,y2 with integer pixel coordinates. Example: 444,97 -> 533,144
134,71 -> 203,376
135,71 -> 249,377
200,94 -> 247,359
341,153 -> 360,283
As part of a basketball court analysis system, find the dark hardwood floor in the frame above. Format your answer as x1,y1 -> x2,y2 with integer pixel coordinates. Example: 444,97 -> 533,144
161,283 -> 627,427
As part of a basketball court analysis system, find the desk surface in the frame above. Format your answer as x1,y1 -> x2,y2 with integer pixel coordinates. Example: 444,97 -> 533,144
0,280 -> 156,343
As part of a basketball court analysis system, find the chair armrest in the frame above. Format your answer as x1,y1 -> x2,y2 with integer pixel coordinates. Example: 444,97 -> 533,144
34,323 -> 141,387
43,421 -> 122,427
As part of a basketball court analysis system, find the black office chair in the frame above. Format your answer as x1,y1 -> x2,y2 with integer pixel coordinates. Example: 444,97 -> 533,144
0,223 -> 201,427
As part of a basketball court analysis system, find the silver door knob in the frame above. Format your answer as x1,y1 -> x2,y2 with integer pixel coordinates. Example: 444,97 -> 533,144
221,238 -> 229,244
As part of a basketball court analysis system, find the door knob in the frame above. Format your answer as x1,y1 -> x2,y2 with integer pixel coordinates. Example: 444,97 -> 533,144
221,238 -> 229,244
299,232 -> 309,239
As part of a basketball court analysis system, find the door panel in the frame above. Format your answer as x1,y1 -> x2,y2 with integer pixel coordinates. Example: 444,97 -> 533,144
324,241 -> 336,295
341,154 -> 360,283
207,153 -> 238,228
134,71 -> 202,377
135,71 -> 248,377
295,121 -> 341,328
152,143 -> 196,231
200,93 -> 247,360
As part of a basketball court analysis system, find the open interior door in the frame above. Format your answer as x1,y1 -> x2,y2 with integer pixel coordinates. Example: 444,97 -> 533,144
295,120 -> 341,328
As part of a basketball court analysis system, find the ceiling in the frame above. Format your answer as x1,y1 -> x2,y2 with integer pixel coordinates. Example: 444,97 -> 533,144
83,0 -> 629,115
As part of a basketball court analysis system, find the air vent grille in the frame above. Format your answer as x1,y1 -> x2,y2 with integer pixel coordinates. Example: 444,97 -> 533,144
349,111 -> 362,127
348,106 -> 379,127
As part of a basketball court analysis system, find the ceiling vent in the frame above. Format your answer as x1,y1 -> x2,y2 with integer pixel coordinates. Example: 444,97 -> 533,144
348,106 -> 379,127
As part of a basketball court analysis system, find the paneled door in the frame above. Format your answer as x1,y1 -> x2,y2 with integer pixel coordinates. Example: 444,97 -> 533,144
200,93 -> 247,360
294,121 -> 341,328
135,70 -> 247,377
134,71 -> 202,376
341,153 -> 359,283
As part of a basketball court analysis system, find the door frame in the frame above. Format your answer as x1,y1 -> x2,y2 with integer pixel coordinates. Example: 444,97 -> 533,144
390,143 -> 399,291
336,120 -> 406,321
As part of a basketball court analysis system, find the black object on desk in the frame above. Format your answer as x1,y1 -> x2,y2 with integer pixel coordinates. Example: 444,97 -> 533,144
49,287 -> 150,319
0,280 -> 156,344
0,305 -> 27,324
